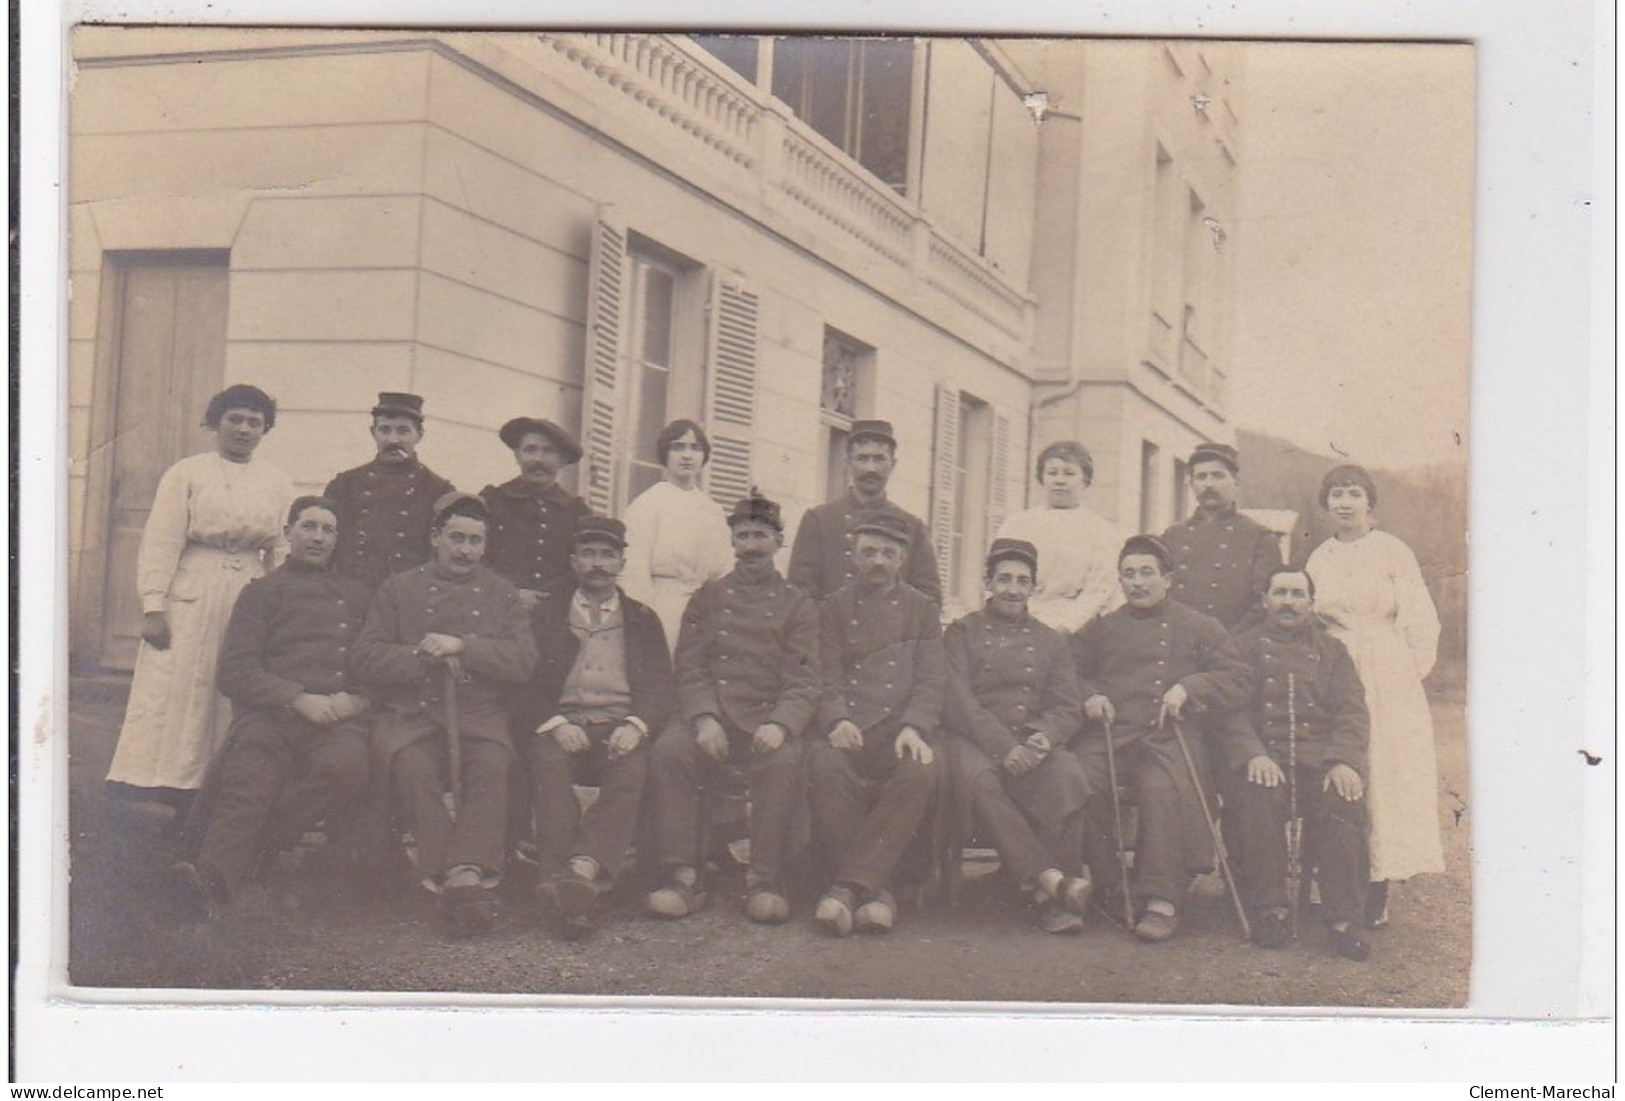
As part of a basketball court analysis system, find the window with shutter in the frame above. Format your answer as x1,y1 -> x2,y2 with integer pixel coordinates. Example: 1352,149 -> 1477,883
703,274 -> 758,510
988,411 -> 1012,539
929,382 -> 959,601
581,218 -> 627,516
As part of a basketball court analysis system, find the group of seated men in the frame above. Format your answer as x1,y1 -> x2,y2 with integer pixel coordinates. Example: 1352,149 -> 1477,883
168,394 -> 1372,962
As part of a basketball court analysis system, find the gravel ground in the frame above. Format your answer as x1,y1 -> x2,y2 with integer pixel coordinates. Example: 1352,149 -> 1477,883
66,675 -> 1471,1007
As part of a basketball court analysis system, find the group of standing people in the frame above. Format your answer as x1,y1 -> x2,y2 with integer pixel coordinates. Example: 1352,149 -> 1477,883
103,385 -> 1444,961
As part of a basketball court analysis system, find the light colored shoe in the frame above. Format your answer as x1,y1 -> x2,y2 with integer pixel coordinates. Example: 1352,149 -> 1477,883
814,885 -> 857,937
745,887 -> 790,925
1133,901 -> 1179,943
1038,899 -> 1085,935
646,868 -> 707,919
854,888 -> 896,933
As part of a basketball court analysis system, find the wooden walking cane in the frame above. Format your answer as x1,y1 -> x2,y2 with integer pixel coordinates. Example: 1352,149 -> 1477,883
442,656 -> 464,821
1286,673 -> 1304,939
1101,718 -> 1136,929
1169,719 -> 1251,941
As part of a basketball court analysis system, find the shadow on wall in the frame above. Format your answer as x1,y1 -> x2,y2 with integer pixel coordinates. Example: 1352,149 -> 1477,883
1237,428 -> 1469,669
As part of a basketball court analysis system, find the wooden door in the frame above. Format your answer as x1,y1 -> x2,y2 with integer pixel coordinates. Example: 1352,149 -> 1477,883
95,254 -> 229,669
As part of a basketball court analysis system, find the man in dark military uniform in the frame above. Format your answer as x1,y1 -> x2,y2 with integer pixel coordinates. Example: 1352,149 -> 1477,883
168,496 -> 374,920
1161,443 -> 1283,630
1070,535 -> 1251,942
644,492 -> 820,925
480,417 -> 593,611
806,511 -> 944,937
508,516 -> 674,939
1218,566 -> 1372,960
323,392 -> 456,589
351,492 -> 537,937
787,419 -> 942,604
942,538 -> 1093,934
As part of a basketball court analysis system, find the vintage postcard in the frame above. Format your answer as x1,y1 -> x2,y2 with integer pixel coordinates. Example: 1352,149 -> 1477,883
16,0 -> 1611,1084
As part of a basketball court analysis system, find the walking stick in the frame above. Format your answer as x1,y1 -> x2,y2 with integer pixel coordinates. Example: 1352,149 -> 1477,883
442,656 -> 464,821
1101,718 -> 1136,929
1169,719 -> 1251,941
1285,673 -> 1303,939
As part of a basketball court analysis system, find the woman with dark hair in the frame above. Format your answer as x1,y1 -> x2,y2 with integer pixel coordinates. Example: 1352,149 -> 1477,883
993,439 -> 1123,634
1305,463 -> 1444,926
105,384 -> 294,815
619,419 -> 734,654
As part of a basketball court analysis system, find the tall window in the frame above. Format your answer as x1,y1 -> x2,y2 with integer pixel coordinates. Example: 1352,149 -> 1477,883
819,328 -> 872,502
1172,458 -> 1190,523
950,394 -> 992,602
772,37 -> 914,192
692,35 -> 759,83
1140,440 -> 1162,535
622,247 -> 705,505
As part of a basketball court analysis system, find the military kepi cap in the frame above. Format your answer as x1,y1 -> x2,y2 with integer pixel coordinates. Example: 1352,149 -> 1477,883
432,490 -> 488,527
1188,442 -> 1240,473
1118,533 -> 1174,572
728,492 -> 784,532
853,510 -> 911,546
849,419 -> 897,448
372,391 -> 426,421
499,417 -> 584,464
574,515 -> 627,549
986,537 -> 1038,574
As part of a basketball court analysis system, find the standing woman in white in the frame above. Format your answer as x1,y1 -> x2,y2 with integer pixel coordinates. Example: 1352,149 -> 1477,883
994,440 -> 1123,636
1305,463 -> 1445,927
618,419 -> 734,654
105,384 -> 294,819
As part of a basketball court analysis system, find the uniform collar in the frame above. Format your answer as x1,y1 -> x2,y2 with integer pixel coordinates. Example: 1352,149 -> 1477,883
729,561 -> 782,588
844,489 -> 892,511
498,477 -> 573,502
572,586 -> 622,617
1190,504 -> 1239,524
368,455 -> 422,476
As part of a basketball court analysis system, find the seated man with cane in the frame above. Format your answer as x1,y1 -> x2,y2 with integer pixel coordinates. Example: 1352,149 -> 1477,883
943,538 -> 1094,934
1218,566 -> 1372,960
169,496 -> 374,920
1070,535 -> 1251,942
509,516 -> 674,939
644,492 -> 819,925
351,491 -> 537,937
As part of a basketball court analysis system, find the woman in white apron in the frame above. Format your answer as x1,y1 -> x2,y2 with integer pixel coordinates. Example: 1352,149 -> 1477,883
1305,464 -> 1444,927
105,384 -> 294,819
994,440 -> 1123,636
618,419 -> 734,655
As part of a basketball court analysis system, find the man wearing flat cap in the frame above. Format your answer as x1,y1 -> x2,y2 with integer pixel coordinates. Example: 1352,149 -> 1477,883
788,420 -> 942,604
806,510 -> 944,937
1069,534 -> 1251,942
643,492 -> 821,925
508,515 -> 674,939
323,393 -> 457,590
942,538 -> 1094,934
1162,443 -> 1283,630
351,491 -> 537,937
480,417 -> 593,611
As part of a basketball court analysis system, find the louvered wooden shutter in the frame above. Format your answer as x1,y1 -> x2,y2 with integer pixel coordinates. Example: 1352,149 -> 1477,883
929,382 -> 960,599
703,274 -> 758,510
987,411 -> 1012,538
581,217 -> 627,516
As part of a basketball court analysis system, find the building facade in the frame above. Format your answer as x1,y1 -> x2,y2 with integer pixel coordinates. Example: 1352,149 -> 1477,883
67,29 -> 1243,667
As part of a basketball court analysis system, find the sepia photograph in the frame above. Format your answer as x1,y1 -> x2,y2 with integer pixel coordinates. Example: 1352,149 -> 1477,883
52,23 -> 1483,1013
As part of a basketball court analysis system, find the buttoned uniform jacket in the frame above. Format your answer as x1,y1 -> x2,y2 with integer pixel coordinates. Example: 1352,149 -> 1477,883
1070,597 -> 1253,740
673,566 -> 821,738
943,607 -> 1083,760
323,457 -> 455,590
507,586 -> 676,737
478,477 -> 594,598
350,561 -> 537,756
216,560 -> 375,710
787,492 -> 943,605
1162,506 -> 1283,629
816,581 -> 945,740
1214,619 -> 1370,777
